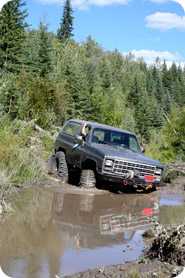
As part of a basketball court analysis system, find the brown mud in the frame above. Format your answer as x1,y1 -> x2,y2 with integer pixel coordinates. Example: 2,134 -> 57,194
65,261 -> 182,278
0,179 -> 184,278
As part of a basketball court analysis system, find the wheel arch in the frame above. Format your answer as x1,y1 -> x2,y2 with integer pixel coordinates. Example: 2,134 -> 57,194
81,159 -> 97,172
55,147 -> 66,154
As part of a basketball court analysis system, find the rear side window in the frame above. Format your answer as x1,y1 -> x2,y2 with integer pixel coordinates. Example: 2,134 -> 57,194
63,122 -> 81,136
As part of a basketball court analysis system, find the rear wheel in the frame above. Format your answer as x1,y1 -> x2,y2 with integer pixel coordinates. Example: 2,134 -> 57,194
80,169 -> 96,189
55,151 -> 68,181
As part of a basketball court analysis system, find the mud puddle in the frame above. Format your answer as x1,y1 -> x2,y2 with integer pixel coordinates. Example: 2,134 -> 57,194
0,184 -> 184,277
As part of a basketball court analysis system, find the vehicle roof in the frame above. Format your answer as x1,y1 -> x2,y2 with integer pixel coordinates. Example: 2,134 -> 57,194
68,119 -> 136,136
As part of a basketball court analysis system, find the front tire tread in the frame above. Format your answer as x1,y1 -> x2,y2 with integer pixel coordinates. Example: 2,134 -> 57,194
80,169 -> 96,189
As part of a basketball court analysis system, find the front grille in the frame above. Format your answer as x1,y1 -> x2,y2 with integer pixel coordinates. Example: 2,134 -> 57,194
103,158 -> 156,177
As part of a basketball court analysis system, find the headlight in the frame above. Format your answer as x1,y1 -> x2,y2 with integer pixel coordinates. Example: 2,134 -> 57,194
105,160 -> 114,167
155,169 -> 162,175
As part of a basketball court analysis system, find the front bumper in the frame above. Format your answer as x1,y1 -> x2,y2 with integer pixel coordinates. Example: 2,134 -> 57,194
98,172 -> 161,189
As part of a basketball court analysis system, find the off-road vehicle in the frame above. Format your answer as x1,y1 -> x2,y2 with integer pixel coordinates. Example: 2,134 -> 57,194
52,119 -> 164,191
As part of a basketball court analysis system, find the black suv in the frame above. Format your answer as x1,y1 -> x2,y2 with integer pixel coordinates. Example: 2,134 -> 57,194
53,119 -> 164,191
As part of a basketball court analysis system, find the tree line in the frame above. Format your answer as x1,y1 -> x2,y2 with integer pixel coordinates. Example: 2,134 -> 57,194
0,0 -> 185,162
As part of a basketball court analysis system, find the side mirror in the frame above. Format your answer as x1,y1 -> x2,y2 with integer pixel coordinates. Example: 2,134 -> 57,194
72,135 -> 84,151
141,145 -> 145,153
75,135 -> 84,145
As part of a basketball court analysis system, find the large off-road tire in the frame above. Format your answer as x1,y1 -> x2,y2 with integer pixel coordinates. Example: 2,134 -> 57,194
55,151 -> 68,181
80,169 -> 96,189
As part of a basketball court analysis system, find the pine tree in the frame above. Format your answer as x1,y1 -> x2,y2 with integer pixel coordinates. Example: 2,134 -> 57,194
37,22 -> 51,77
57,0 -> 73,42
21,30 -> 39,73
84,36 -> 102,58
0,0 -> 27,73
99,57 -> 112,90
152,66 -> 164,104
128,77 -> 140,107
162,61 -> 171,90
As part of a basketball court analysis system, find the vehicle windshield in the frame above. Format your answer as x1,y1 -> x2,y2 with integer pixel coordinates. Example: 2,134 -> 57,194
91,128 -> 141,153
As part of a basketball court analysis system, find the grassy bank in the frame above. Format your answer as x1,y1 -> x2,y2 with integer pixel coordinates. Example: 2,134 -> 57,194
0,116 -> 54,212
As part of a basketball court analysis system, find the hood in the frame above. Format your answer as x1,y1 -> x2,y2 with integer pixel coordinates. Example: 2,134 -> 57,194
92,144 -> 161,167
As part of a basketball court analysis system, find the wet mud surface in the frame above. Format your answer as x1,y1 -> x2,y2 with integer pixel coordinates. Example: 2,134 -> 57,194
0,181 -> 185,277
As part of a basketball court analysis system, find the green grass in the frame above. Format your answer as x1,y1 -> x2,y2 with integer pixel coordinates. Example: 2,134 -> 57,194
0,116 -> 53,190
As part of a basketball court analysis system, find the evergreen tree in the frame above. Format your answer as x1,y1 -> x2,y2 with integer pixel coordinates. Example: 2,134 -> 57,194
99,57 -> 112,90
57,0 -> 73,41
37,22 -> 51,77
162,61 -> 171,90
0,0 -> 27,73
84,36 -> 102,58
128,77 -> 140,107
21,30 -> 39,73
152,66 -> 164,105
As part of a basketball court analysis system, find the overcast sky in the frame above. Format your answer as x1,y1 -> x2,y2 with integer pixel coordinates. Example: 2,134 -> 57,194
1,0 -> 185,65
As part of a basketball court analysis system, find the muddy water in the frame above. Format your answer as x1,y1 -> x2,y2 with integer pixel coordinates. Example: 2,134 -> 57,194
0,184 -> 185,278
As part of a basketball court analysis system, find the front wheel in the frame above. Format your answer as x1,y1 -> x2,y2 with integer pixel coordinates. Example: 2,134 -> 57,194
80,169 -> 96,189
55,151 -> 68,182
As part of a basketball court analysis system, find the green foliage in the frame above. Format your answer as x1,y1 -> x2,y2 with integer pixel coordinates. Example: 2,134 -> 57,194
0,0 -> 27,73
37,22 -> 51,77
0,5 -> 185,163
0,73 -> 20,118
162,107 -> 185,161
57,0 -> 73,41
147,107 -> 185,162
16,72 -> 57,128
0,117 -> 41,185
0,117 -> 52,186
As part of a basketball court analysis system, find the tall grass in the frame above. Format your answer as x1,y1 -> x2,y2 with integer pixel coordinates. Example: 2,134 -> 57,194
0,116 -> 53,208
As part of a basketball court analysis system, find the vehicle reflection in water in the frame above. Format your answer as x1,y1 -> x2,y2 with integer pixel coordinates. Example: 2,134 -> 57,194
52,192 -> 159,242
0,188 -> 159,277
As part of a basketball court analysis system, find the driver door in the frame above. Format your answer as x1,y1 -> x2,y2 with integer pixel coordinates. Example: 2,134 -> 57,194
60,121 -> 82,165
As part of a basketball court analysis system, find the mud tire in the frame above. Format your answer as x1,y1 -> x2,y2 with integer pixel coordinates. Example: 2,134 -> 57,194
80,169 -> 96,189
55,151 -> 68,181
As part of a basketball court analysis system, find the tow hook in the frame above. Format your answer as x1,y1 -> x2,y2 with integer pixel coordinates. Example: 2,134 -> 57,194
146,184 -> 153,190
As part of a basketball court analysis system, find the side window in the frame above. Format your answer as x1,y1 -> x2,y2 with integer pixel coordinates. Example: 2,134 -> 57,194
129,136 -> 140,152
111,132 -> 122,144
92,129 -> 105,143
63,122 -> 81,136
